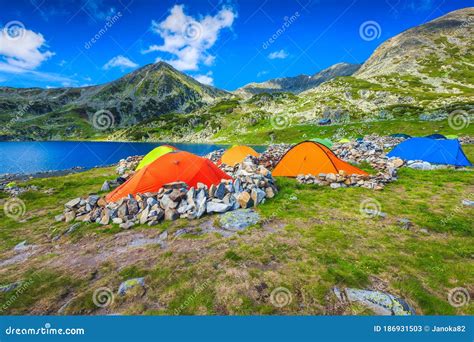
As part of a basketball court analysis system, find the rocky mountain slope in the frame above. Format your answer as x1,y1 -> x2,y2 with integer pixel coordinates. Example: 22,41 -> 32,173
234,62 -> 361,98
0,62 -> 227,140
0,8 -> 472,142
298,7 -> 474,119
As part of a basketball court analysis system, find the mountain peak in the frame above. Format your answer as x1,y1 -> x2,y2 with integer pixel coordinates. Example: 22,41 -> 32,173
234,62 -> 361,98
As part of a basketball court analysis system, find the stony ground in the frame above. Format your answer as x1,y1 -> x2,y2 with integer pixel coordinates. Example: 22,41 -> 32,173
0,145 -> 472,316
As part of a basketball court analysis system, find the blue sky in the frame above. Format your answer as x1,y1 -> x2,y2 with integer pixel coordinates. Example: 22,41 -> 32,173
0,0 -> 471,90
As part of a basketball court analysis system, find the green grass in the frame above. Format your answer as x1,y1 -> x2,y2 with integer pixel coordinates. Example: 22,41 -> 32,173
0,145 -> 472,316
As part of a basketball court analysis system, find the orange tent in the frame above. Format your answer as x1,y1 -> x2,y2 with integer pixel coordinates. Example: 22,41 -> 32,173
272,141 -> 368,177
220,145 -> 260,166
106,151 -> 232,202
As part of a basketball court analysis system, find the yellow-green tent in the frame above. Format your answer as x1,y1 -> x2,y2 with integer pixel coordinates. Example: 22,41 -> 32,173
338,138 -> 351,143
136,145 -> 176,171
446,134 -> 458,139
310,138 -> 333,148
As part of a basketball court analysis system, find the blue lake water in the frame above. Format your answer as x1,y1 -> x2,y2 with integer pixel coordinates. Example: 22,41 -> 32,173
0,141 -> 265,175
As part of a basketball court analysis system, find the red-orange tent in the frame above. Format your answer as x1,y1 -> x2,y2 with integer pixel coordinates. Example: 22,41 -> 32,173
272,141 -> 368,177
106,151 -> 232,202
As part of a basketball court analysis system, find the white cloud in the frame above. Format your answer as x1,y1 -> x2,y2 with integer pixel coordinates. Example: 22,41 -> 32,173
144,4 -> 236,71
0,28 -> 54,71
193,71 -> 213,85
83,0 -> 116,20
257,70 -> 269,77
268,49 -> 288,60
103,55 -> 138,70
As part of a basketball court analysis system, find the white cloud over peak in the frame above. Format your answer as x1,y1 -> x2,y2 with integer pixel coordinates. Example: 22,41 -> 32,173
268,49 -> 288,60
0,28 -> 54,71
103,55 -> 138,70
193,71 -> 213,85
144,4 -> 236,71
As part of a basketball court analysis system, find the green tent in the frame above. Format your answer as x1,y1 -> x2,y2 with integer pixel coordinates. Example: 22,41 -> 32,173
446,134 -> 459,139
136,145 -> 176,171
338,138 -> 351,143
311,138 -> 333,148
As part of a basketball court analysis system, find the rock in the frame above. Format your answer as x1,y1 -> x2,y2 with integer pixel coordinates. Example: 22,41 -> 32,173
160,194 -> 178,210
333,287 -> 415,315
391,158 -> 404,168
326,173 -> 337,182
64,211 -> 76,223
206,201 -> 231,214
237,191 -> 253,209
139,206 -> 150,225
330,182 -> 342,189
119,221 -> 134,230
127,198 -> 140,216
65,197 -> 81,209
99,211 -> 110,225
186,187 -> 196,206
163,182 -> 187,190
195,189 -> 207,218
209,184 -> 216,198
118,277 -> 145,296
265,187 -> 275,199
54,214 -> 65,222
164,208 -> 179,221
117,203 -> 128,219
219,209 -> 260,231
169,189 -> 186,202
97,197 -> 107,207
408,161 -> 433,170
397,218 -> 413,230
0,282 -> 22,293
215,183 -> 227,200
146,197 -> 158,207
250,188 -> 266,206
13,241 -> 28,251
112,217 -> 123,224
65,223 -> 81,235
462,199 -> 474,207
363,209 -> 387,218
87,195 -> 100,206
100,181 -> 111,192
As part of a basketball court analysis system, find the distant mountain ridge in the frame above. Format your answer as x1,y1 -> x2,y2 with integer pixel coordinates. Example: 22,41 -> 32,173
0,62 -> 227,140
233,62 -> 361,98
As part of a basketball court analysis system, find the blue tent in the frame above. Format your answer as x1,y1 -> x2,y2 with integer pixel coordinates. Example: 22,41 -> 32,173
390,133 -> 411,139
387,138 -> 472,166
425,133 -> 447,140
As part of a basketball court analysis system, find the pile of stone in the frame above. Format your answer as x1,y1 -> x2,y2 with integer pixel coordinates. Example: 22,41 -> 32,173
0,183 -> 38,196
257,144 -> 292,168
116,156 -> 142,176
204,149 -> 225,163
332,136 -> 404,173
459,136 -> 474,145
296,169 -> 395,190
58,161 -> 277,229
